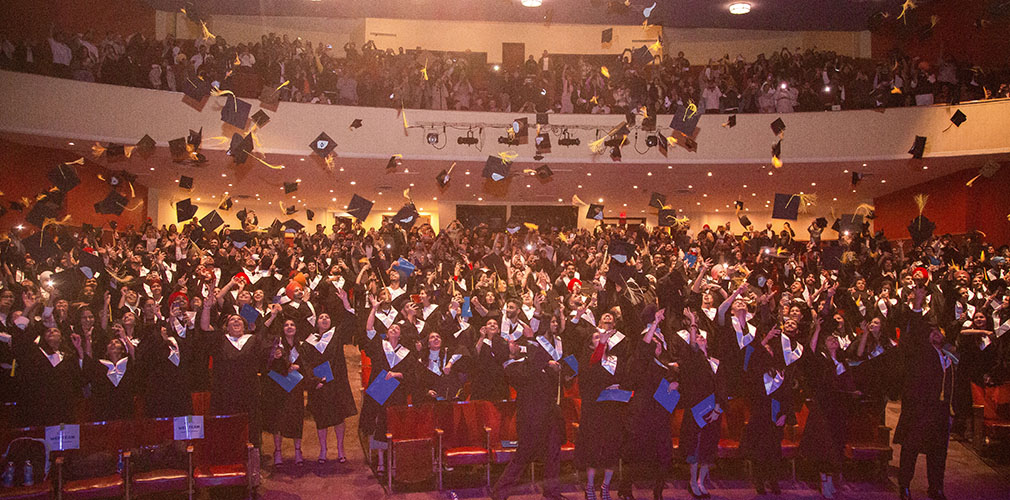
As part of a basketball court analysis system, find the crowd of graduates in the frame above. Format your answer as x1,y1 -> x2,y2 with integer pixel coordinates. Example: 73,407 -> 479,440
1,209 -> 1008,499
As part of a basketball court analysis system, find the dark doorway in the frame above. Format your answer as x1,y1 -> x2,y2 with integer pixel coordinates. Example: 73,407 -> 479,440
501,42 -> 525,71
510,205 -> 579,231
456,204 -> 508,230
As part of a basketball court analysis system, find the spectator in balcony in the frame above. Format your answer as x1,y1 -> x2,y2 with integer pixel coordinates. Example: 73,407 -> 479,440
774,80 -> 798,113
701,80 -> 723,113
48,30 -> 73,78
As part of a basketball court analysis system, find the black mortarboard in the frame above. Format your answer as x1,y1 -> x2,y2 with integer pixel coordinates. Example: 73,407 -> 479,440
169,137 -> 188,162
483,155 -> 509,181
284,182 -> 298,194
771,117 -> 786,136
641,114 -> 656,131
229,230 -> 250,248
105,144 -> 125,159
218,197 -> 233,211
436,169 -> 451,188
909,136 -> 927,158
394,203 -> 419,229
259,85 -> 280,107
236,208 -> 248,223
908,215 -> 936,245
77,249 -> 104,276
9,201 -> 24,211
950,109 -> 967,127
228,133 -> 253,164
536,113 -> 549,125
734,200 -> 744,210
725,115 -> 737,128
176,198 -> 198,222
48,162 -> 81,192
815,217 -> 828,229
306,209 -> 315,221
200,210 -> 224,232
625,112 -> 637,126
772,140 -> 783,165
738,214 -> 752,227
670,104 -> 703,135
771,193 -> 799,220
535,132 -> 552,154
283,219 -> 304,232
657,209 -> 677,227
251,109 -> 270,128
93,190 -> 128,216
350,118 -> 363,130
601,28 -> 613,44
310,132 -> 336,157
839,214 -> 864,234
51,268 -> 85,300
26,200 -> 60,228
179,175 -> 194,190
609,240 -> 635,264
831,218 -> 841,232
649,192 -> 667,210
610,146 -> 622,161
851,172 -> 864,187
347,194 -> 373,221
385,155 -> 401,171
511,117 -> 529,144
220,95 -> 252,129
268,219 -> 283,236
135,135 -> 156,157
656,130 -> 669,156
535,164 -> 553,179
283,205 -> 298,215
586,204 -> 604,220
188,128 -> 202,149
631,45 -> 654,67
182,77 -> 211,101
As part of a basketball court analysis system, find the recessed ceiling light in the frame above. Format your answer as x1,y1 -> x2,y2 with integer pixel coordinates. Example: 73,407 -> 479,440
300,158 -> 305,161
578,185 -> 583,188
68,142 -> 75,146
465,171 -> 470,175
150,167 -> 155,171
688,185 -> 693,189
833,197 -> 838,201
196,197 -> 201,201
598,198 -> 604,202
862,163 -> 867,167
751,193 -> 756,196
587,172 -> 592,176
696,202 -> 701,205
707,172 -> 713,176
647,172 -> 652,176
729,2 -> 751,15
350,181 -> 356,185
844,169 -> 849,173
667,165 -> 673,169
477,197 -> 483,201
702,194 -> 708,197
332,197 -> 336,202
881,179 -> 886,183
228,183 -> 232,187
433,197 -> 438,200
743,184 -> 747,188
811,182 -> 816,186
623,203 -> 627,207
922,165 -> 928,170
221,173 -> 227,177
465,184 -> 470,187
527,184 -> 531,188
633,185 -> 638,189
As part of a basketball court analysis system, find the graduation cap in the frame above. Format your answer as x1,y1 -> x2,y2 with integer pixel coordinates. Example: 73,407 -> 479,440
815,217 -> 828,229
135,135 -> 156,157
229,230 -> 250,248
535,164 -> 553,180
949,109 -> 967,127
772,140 -> 783,167
258,85 -> 281,107
347,194 -> 373,221
268,218 -> 283,237
770,117 -> 786,136
535,132 -> 552,154
536,113 -> 549,125
724,115 -> 737,128
9,201 -> 24,212
738,214 -> 752,227
631,45 -> 655,67
169,137 -> 189,162
625,111 -> 637,126
284,182 -> 298,194
48,161 -> 81,192
641,114 -> 657,131
309,132 -> 337,157
251,109 -> 270,128
586,204 -> 604,221
831,218 -> 841,232
349,118 -> 363,130
838,214 -> 864,235
218,197 -> 233,211
609,240 -> 635,264
670,103 -> 703,135
26,200 -> 60,228
908,215 -> 936,245
306,209 -> 315,221
505,217 -> 521,234
656,130 -> 669,156
610,145 -> 622,161
51,268 -> 85,300
649,192 -> 667,210
200,210 -> 224,232
283,219 -> 304,232
771,193 -> 799,220
179,175 -> 194,190
182,77 -> 211,101
93,190 -> 128,216
510,118 -> 529,144
657,209 -> 677,227
435,169 -> 451,188
105,144 -> 126,160
734,200 -> 744,210
188,128 -> 202,149
909,135 -> 927,158
176,198 -> 198,222
228,133 -> 254,164
220,95 -> 252,129
483,155 -> 509,182
77,249 -> 105,278
283,205 -> 298,216
601,28 -> 613,44
393,203 -> 419,229
851,172 -> 865,187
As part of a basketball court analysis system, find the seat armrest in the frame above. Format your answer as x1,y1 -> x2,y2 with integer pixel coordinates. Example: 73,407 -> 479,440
876,425 -> 892,447
973,404 -> 984,446
484,426 -> 492,451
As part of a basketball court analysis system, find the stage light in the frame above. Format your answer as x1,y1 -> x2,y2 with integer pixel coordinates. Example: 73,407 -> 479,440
426,132 -> 440,145
457,129 -> 479,146
729,2 -> 751,15
498,136 -> 520,146
646,135 -> 658,147
558,130 -> 580,147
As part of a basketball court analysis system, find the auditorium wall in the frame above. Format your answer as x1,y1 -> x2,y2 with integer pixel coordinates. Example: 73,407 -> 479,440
870,1 -> 1010,68
0,0 -> 156,39
0,140 -> 149,232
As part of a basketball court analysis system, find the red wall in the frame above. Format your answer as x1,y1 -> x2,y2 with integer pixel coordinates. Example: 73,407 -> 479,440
871,2 -> 1010,67
0,0 -> 156,40
873,166 -> 1010,245
0,140 -> 149,233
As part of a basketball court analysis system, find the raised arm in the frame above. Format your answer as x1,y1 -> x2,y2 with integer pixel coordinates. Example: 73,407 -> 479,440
691,258 -> 713,294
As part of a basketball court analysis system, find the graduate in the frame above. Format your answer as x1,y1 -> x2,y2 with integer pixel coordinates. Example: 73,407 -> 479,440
263,319 -> 307,467
139,322 -> 193,418
18,327 -> 83,426
302,304 -> 358,465
362,295 -> 414,473
79,330 -> 139,421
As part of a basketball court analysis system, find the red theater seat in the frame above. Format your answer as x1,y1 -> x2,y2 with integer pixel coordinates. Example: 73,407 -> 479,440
190,414 -> 255,495
435,401 -> 492,489
56,420 -> 131,500
385,404 -> 437,491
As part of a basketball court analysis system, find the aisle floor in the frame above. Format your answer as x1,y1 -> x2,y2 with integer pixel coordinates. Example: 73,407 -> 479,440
253,346 -> 1010,500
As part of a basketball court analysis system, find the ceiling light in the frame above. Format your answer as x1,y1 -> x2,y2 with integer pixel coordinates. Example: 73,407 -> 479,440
477,197 -> 483,201
598,198 -> 604,202
433,197 -> 438,200
332,197 -> 337,202
521,0 -> 543,6
350,181 -> 356,185
707,172 -> 713,177
729,2 -> 751,15
67,142 -> 75,146
647,172 -> 652,176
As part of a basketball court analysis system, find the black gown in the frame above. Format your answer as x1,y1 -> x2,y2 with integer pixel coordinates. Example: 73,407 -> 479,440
83,355 -> 139,421
621,339 -> 675,468
138,332 -> 193,418
741,344 -> 794,464
261,338 -> 306,439
18,346 -> 83,426
359,331 -> 413,440
302,327 -> 358,428
678,344 -> 726,465
893,311 -> 954,451
799,350 -> 857,468
575,333 -> 629,469
205,328 -> 271,447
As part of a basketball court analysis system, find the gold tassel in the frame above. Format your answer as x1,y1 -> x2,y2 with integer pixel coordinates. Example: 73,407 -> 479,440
897,0 -> 917,23
966,173 -> 983,187
123,146 -> 135,158
498,151 -> 518,164
123,200 -> 144,212
127,181 -> 136,199
914,193 -> 928,229
247,153 -> 285,170
648,40 -> 661,53
572,194 -> 587,206
67,158 -> 85,166
685,100 -> 698,121
200,22 -> 216,41
589,137 -> 607,154
421,59 -> 429,81
772,155 -> 784,168
590,95 -> 599,105
92,143 -> 106,158
524,222 -> 539,231
323,154 -> 335,172
786,193 -> 817,213
854,203 -> 875,217
41,214 -> 72,234
403,188 -> 412,202
601,66 -> 610,79
401,106 -> 409,135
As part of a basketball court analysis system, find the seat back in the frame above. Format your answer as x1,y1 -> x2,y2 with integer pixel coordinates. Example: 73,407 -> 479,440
973,383 -> 1010,420
61,420 -> 132,482
434,400 -> 492,449
0,426 -> 47,485
386,404 -> 436,441
847,399 -> 885,445
669,409 -> 684,440
721,397 -> 748,442
486,400 -> 517,444
191,414 -> 249,469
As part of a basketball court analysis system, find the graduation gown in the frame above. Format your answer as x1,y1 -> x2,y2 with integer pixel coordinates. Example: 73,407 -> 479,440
206,330 -> 270,417
19,346 -> 83,426
621,339 -> 676,467
416,347 -> 465,401
359,332 -> 413,439
139,332 -> 193,418
741,345 -> 794,462
575,331 -> 629,469
678,344 -> 726,465
893,311 -> 954,450
799,351 -> 857,466
83,355 -> 139,421
261,339 -> 306,439
503,335 -> 565,461
302,327 -> 358,428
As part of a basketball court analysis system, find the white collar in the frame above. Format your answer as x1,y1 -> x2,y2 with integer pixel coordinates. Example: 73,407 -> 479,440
763,370 -> 784,395
421,303 -> 439,319
44,348 -> 64,367
606,331 -> 625,350
306,328 -> 335,353
781,334 -> 804,366
382,340 -> 409,368
708,357 -> 720,374
99,357 -> 129,386
227,333 -> 253,351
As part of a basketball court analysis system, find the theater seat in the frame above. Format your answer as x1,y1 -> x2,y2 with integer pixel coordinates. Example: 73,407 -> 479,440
131,468 -> 188,496
0,484 -> 50,500
61,473 -> 124,500
193,463 -> 248,488
435,401 -> 493,489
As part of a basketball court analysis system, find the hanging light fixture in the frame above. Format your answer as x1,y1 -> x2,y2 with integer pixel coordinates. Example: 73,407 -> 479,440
729,2 -> 752,15
521,0 -> 543,7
